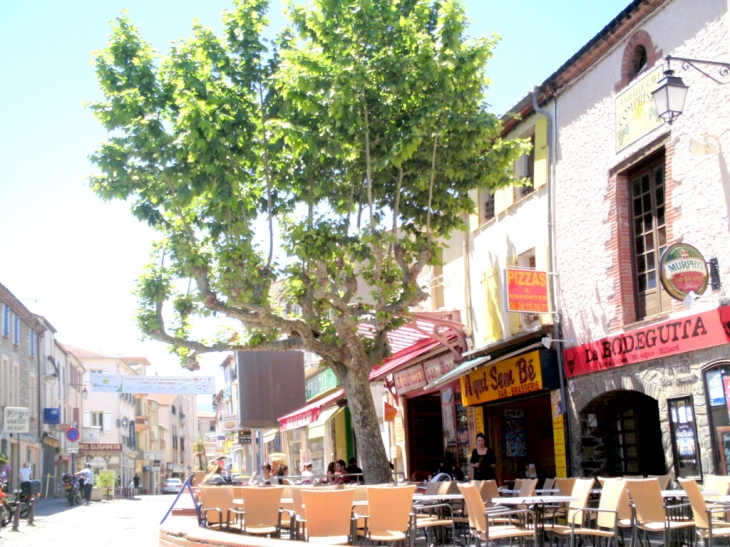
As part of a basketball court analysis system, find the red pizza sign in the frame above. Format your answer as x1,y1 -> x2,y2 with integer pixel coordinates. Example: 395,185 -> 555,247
506,268 -> 550,313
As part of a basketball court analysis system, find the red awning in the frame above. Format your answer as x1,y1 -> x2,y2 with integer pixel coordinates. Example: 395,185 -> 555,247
278,389 -> 344,431
369,338 -> 443,380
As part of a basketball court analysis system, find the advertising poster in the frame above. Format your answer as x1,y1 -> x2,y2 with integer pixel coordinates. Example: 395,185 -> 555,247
504,409 -> 527,457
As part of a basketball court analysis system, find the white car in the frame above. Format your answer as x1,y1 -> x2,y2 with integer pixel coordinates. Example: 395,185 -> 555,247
161,478 -> 182,494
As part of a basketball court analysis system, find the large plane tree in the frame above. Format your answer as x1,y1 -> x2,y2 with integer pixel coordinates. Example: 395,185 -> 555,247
89,0 -> 526,483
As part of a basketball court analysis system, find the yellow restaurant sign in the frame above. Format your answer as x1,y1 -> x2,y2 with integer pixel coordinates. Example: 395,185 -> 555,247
615,65 -> 664,151
461,350 -> 543,406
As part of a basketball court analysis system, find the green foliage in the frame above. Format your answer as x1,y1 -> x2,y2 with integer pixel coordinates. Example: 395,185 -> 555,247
89,0 -> 526,479
89,0 -> 525,366
97,470 -> 116,493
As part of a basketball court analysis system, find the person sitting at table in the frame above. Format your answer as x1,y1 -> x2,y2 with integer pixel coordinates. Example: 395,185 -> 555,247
436,454 -> 465,481
201,461 -> 226,485
345,457 -> 364,483
277,464 -> 292,485
470,432 -> 496,481
250,463 -> 279,485
300,462 -> 314,484
334,459 -> 351,484
323,461 -> 336,484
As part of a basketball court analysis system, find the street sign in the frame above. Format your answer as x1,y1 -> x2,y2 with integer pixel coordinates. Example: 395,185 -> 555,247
67,445 -> 79,454
4,407 -> 30,434
66,427 -> 80,442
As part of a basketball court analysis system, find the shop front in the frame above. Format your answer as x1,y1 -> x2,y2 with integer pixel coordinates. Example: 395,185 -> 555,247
564,305 -> 730,479
383,350 -> 470,480
459,348 -> 561,485
79,442 -> 137,486
278,388 -> 350,476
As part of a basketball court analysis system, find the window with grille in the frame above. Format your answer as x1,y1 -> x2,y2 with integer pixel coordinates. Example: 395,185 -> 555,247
630,156 -> 671,319
483,190 -> 495,222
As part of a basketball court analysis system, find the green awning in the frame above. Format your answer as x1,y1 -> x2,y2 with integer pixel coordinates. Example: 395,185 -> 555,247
308,406 -> 342,439
263,428 -> 278,443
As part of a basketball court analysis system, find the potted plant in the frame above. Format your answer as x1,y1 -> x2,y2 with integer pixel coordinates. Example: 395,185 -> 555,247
95,470 -> 116,501
193,437 -> 207,471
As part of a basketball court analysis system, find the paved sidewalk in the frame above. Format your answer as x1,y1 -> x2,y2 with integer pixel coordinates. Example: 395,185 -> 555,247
0,495 -> 176,547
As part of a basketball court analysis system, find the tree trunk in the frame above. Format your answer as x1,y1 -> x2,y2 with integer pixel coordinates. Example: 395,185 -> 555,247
341,364 -> 393,484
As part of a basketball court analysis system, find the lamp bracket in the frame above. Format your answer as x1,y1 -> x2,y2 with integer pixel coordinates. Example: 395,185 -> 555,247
665,55 -> 730,85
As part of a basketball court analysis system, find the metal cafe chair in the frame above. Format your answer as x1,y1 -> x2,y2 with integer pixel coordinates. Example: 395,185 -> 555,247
680,477 -> 730,547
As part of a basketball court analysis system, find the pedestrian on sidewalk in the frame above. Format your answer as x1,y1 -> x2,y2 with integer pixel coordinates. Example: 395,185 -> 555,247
133,473 -> 140,495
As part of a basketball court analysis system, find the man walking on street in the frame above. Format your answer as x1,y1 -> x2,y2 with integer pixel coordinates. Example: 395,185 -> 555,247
75,465 -> 94,505
133,473 -> 140,495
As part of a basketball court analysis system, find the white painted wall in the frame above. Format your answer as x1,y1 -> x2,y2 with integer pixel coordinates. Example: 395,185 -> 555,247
554,0 -> 730,343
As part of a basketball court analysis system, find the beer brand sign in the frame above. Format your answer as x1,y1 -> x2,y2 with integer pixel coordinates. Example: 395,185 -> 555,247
506,268 -> 550,313
460,350 -> 544,406
660,243 -> 709,300
563,306 -> 730,378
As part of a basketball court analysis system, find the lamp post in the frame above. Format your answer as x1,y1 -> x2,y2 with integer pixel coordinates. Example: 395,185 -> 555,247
69,384 -> 88,401
652,55 -> 730,124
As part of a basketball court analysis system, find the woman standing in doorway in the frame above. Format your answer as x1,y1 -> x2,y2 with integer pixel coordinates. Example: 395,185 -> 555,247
470,433 -> 496,481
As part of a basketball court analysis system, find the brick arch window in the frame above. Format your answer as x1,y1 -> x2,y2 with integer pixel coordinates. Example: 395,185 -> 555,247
616,31 -> 663,91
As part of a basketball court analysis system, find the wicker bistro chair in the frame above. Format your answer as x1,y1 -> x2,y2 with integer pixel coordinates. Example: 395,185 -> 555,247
458,482 -> 537,547
198,486 -> 236,529
548,478 -> 627,547
544,479 -> 594,528
356,484 -> 416,547
702,475 -> 730,502
228,486 -> 285,537
300,488 -> 356,545
625,478 -> 695,547
680,478 -> 730,547
555,479 -> 578,497
648,474 -> 673,490
542,479 -> 556,493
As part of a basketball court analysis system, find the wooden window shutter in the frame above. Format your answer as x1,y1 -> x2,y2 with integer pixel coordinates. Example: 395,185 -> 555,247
469,189 -> 480,231
533,117 -> 548,189
482,267 -> 504,344
83,410 -> 91,428
507,258 -> 521,336
103,410 -> 112,432
536,241 -> 554,325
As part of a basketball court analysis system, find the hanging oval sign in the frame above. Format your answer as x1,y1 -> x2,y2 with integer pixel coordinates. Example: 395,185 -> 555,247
659,243 -> 709,300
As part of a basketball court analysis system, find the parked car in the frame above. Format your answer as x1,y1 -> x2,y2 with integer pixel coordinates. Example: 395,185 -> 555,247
161,478 -> 182,494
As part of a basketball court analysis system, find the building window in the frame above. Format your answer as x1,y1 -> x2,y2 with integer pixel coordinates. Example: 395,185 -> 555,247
29,330 -> 35,356
91,411 -> 104,429
13,314 -> 19,345
171,405 -> 176,415
627,45 -> 648,82
11,363 -> 19,407
629,156 -> 671,319
482,189 -> 495,222
1,359 -> 8,405
704,365 -> 730,475
2,305 -> 8,337
515,134 -> 535,200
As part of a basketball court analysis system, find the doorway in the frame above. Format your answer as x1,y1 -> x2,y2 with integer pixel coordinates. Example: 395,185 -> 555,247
579,390 -> 665,476
406,394 -> 443,478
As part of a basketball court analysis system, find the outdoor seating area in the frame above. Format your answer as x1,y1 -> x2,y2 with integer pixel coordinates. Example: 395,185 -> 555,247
161,474 -> 730,547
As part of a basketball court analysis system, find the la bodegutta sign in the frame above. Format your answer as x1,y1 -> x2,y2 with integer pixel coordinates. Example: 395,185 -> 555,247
563,305 -> 730,378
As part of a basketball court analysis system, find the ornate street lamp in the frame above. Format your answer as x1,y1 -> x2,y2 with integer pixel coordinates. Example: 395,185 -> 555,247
653,55 -> 730,124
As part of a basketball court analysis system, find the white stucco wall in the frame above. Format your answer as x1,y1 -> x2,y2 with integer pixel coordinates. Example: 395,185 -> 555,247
554,0 -> 730,343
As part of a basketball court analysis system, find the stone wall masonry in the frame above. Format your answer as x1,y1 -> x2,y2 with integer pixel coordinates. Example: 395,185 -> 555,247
567,345 -> 729,477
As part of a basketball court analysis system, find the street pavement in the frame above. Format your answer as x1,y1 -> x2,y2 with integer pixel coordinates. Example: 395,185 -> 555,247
0,494 -> 187,547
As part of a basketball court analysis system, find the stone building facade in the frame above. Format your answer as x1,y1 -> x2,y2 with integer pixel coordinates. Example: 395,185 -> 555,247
523,0 -> 730,478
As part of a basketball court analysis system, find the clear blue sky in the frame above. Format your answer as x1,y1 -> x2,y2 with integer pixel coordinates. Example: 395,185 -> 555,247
0,0 -> 629,405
